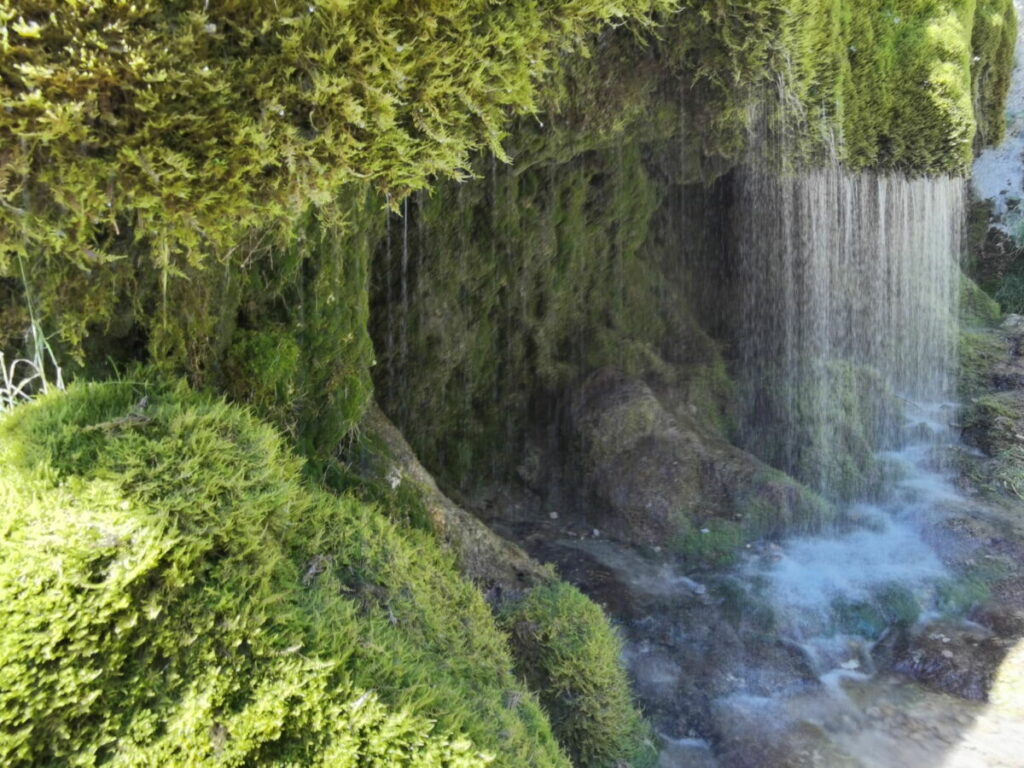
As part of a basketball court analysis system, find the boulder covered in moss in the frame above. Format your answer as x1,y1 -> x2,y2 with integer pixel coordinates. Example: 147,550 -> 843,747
499,583 -> 656,768
569,369 -> 832,557
961,274 -> 1004,328
0,380 -> 573,767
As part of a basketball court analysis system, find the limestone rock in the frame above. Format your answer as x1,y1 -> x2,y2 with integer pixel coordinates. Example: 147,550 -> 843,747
889,620 -> 1010,701
362,403 -> 552,590
569,368 -> 832,549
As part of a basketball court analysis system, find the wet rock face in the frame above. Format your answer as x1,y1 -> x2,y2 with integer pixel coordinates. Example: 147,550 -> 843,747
710,696 -> 862,768
570,368 -> 692,543
569,368 -> 831,550
888,620 -> 1010,701
991,316 -> 1024,390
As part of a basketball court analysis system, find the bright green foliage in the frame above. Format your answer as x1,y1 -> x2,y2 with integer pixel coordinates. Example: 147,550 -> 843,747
508,28 -> 682,172
35,190 -> 380,458
0,0 -> 1015,467
225,327 -> 302,421
499,584 -> 655,768
0,381 -> 570,767
661,0 -> 1017,174
0,0 -> 673,375
971,0 -> 1019,150
0,0 -> 671,275
219,197 -> 381,458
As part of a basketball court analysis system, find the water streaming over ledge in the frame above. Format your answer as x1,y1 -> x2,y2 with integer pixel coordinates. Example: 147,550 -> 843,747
631,167 -> 984,765
733,167 -> 964,498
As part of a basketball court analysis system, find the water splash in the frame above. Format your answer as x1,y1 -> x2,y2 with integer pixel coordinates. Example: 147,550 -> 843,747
737,395 -> 963,687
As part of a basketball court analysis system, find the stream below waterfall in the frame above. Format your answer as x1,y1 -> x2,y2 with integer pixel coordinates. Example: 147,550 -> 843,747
477,160 -> 1024,765
507,396 -> 1024,767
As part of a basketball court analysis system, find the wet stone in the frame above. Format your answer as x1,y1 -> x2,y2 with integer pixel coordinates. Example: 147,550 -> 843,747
889,620 -> 1006,700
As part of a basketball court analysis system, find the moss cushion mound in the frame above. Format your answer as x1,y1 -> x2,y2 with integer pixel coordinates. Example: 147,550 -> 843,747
0,380 -> 574,767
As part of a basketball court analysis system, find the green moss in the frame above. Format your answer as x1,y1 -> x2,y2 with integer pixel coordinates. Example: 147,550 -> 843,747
498,583 -> 655,768
0,1 -> 672,335
0,380 -> 571,767
655,0 -> 1016,174
935,569 -> 995,615
993,269 -> 1024,314
735,468 -> 836,537
961,392 -> 1021,454
665,466 -> 833,565
970,0 -> 1019,150
961,273 -> 1003,328
741,359 -> 899,500
669,516 -> 746,566
686,352 -> 739,438
225,327 -> 302,422
2,2 -> 1016,474
831,585 -> 921,639
319,427 -> 436,533
958,329 -> 1004,399
372,143 -> 670,486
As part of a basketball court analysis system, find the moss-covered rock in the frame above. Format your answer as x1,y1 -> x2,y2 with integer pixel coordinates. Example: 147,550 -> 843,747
739,359 -> 902,500
371,143 -> 673,487
956,314 -> 1024,503
569,369 -> 833,555
340,403 -> 667,767
661,0 -> 1017,174
353,402 -> 554,592
961,391 -> 1024,455
961,273 -> 1003,328
4,0 -> 1015,400
831,584 -> 922,640
959,328 -> 1007,399
0,380 -> 573,766
499,583 -> 656,768
0,0 -> 672,312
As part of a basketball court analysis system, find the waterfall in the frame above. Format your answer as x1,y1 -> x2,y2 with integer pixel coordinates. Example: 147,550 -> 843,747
732,166 -> 964,497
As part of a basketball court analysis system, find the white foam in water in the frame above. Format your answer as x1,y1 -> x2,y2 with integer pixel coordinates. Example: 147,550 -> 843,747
749,399 -> 960,649
761,514 -> 944,615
